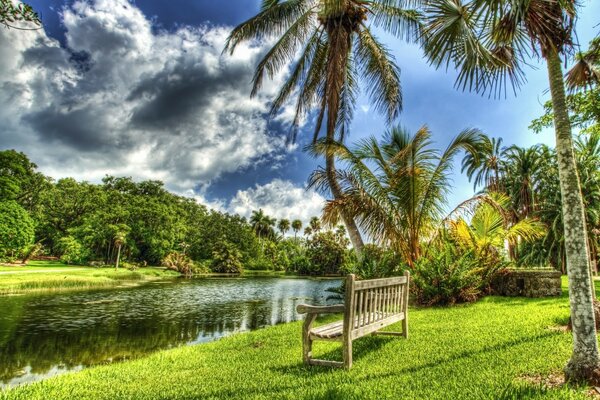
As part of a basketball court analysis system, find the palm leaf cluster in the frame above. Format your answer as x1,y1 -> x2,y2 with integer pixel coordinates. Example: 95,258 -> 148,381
423,0 -> 576,97
225,0 -> 422,142
309,125 -> 482,265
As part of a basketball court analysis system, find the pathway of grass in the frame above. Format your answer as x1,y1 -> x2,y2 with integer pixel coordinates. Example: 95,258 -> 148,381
0,261 -> 179,295
0,279 -> 594,399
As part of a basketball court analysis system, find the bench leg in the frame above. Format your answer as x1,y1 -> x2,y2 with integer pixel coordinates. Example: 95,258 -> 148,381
343,339 -> 352,369
402,316 -> 408,339
302,314 -> 317,365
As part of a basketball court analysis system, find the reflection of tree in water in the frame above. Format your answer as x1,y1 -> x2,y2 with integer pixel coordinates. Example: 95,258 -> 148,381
0,277 -> 339,384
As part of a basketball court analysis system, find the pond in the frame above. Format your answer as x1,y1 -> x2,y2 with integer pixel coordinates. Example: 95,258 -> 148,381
0,276 -> 341,387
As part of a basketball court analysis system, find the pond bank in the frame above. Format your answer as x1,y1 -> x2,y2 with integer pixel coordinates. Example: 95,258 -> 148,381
0,280 -> 592,400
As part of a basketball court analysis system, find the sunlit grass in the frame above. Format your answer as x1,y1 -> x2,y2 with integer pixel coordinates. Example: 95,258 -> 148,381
0,261 -> 179,295
0,278 -> 595,399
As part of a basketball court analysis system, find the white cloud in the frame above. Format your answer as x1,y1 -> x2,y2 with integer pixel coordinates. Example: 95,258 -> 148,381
228,179 -> 325,230
0,0 -> 295,193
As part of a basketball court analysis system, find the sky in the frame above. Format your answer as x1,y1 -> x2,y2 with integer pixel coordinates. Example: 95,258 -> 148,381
0,0 -> 599,229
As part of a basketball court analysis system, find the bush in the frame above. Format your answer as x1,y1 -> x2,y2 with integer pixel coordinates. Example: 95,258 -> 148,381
346,244 -> 404,280
412,245 -> 482,306
57,236 -> 90,265
162,252 -> 194,276
304,231 -> 349,275
288,254 -> 313,275
0,200 -> 35,261
211,240 -> 243,274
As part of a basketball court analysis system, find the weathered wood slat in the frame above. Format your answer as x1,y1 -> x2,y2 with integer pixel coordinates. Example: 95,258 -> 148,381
308,359 -> 344,368
350,313 -> 405,339
354,276 -> 407,290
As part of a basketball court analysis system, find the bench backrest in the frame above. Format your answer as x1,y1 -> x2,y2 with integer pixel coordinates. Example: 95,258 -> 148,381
343,272 -> 410,339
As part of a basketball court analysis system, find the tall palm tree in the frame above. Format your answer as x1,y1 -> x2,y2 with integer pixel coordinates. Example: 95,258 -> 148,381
278,218 -> 291,236
461,136 -> 506,192
310,125 -> 482,267
225,0 -> 423,255
304,226 -> 313,237
291,219 -> 302,239
423,0 -> 600,382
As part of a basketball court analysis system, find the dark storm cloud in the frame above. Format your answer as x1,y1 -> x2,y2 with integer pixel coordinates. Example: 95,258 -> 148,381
0,0 -> 292,192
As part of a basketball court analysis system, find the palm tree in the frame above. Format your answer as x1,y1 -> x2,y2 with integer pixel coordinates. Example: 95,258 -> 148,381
250,209 -> 276,240
225,0 -> 423,255
423,0 -> 599,381
291,219 -> 302,239
309,216 -> 321,233
503,145 -> 542,221
446,194 -> 545,263
304,226 -> 313,238
277,218 -> 291,237
310,124 -> 482,267
113,231 -> 126,270
461,136 -> 506,192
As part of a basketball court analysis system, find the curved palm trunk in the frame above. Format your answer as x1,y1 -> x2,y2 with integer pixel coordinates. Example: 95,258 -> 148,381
323,23 -> 364,256
325,151 -> 364,255
546,50 -> 600,382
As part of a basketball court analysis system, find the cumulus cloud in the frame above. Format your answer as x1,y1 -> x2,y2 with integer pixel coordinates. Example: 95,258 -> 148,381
228,179 -> 326,230
0,0 -> 293,192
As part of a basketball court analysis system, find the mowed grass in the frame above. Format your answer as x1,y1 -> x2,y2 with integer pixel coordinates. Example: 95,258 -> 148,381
0,278 -> 595,399
0,261 -> 179,295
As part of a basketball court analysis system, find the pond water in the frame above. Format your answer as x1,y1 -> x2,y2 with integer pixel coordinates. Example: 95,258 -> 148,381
0,276 -> 341,387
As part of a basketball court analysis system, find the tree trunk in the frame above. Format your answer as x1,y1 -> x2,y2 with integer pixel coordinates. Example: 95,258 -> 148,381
115,244 -> 121,270
546,51 -> 600,383
325,151 -> 364,255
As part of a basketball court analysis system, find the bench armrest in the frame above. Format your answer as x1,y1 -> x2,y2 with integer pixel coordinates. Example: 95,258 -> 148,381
296,304 -> 345,314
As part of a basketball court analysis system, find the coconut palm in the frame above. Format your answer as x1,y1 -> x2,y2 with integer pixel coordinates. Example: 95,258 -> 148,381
423,0 -> 599,381
250,209 -> 276,240
277,218 -> 291,236
225,0 -> 423,255
461,136 -> 506,192
291,219 -> 302,239
310,124 -> 482,267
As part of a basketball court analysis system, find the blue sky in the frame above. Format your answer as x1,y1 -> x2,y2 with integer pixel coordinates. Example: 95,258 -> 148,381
1,0 -> 599,226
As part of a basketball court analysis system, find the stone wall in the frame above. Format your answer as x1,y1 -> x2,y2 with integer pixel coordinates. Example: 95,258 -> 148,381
491,269 -> 562,298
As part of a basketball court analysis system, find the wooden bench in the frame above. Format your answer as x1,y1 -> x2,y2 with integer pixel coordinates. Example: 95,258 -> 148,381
296,271 -> 409,369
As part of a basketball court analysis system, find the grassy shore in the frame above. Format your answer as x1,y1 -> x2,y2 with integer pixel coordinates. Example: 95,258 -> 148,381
0,278 -> 594,399
0,261 -> 179,295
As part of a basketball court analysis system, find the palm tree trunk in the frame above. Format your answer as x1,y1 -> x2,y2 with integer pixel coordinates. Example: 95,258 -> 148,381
546,50 -> 600,382
115,244 -> 121,270
325,151 -> 364,255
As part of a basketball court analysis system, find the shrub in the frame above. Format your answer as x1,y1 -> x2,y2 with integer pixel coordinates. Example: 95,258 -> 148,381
412,244 -> 483,306
211,240 -> 243,274
347,244 -> 404,280
304,231 -> 349,275
162,252 -> 194,276
288,254 -> 313,275
57,236 -> 90,265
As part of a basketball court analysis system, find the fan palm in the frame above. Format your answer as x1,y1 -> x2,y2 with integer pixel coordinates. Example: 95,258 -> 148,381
291,219 -> 302,239
310,125 -> 483,267
503,145 -> 542,220
250,209 -> 276,240
225,0 -> 423,254
423,0 -> 599,381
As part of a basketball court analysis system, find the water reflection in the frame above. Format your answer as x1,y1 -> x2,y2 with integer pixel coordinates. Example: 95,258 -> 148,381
0,276 -> 340,387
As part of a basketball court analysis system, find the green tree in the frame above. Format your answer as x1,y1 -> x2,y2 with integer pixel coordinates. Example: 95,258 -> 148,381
461,136 -> 506,192
0,201 -> 34,261
424,0 -> 599,381
291,219 -> 302,239
309,216 -> 321,233
310,125 -> 481,267
225,0 -> 423,255
277,218 -> 291,236
250,209 -> 276,240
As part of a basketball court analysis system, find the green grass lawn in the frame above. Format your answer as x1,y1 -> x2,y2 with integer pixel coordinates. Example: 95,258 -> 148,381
0,261 -> 179,295
0,278 -> 596,399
